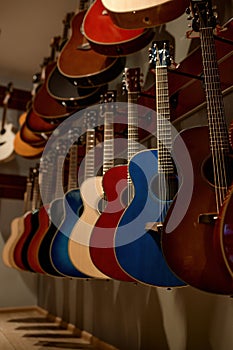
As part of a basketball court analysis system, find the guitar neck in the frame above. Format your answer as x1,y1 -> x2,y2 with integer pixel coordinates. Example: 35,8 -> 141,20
67,143 -> 78,190
200,27 -> 229,152
84,129 -> 95,179
127,92 -> 139,162
156,65 -> 174,174
103,112 -> 114,175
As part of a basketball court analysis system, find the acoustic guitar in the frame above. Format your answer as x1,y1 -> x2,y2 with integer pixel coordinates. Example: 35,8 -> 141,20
82,0 -> 155,56
101,0 -> 190,29
114,43 -> 185,287
2,170 -> 33,269
13,165 -> 41,271
14,117 -> 44,159
32,38 -> 76,120
37,141 -> 70,277
68,112 -> 109,278
25,156 -> 55,274
0,82 -> 15,163
89,69 -> 143,281
50,129 -> 88,278
161,0 -> 233,295
47,12 -> 107,108
57,0 -> 126,88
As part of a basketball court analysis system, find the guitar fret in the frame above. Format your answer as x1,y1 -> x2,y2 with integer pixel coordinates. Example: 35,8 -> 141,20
156,62 -> 174,175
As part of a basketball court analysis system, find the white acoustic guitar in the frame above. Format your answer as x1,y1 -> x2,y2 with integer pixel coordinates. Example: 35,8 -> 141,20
102,0 -> 189,29
69,98 -> 116,278
0,82 -> 15,163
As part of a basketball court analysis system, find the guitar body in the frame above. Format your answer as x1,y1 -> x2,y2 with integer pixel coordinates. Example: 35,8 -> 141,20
57,10 -> 126,87
20,210 -> 41,271
114,150 -> 185,286
90,165 -> 135,281
162,126 -> 233,294
13,211 -> 37,271
20,122 -> 47,148
83,0 -> 155,56
26,108 -> 61,135
213,184 -> 233,278
47,66 -> 107,108
14,130 -> 44,159
102,0 -> 190,29
26,204 -> 51,274
0,123 -> 15,162
2,216 -> 25,269
37,198 -> 65,277
69,176 -> 108,278
50,189 -> 87,278
33,62 -> 75,120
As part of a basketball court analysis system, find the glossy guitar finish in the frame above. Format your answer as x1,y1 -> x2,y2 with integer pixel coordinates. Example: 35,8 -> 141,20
50,140 -> 87,278
114,150 -> 185,286
90,165 -> 136,281
83,0 -> 155,56
50,189 -> 86,277
57,10 -> 126,87
69,176 -> 109,278
102,0 -> 190,29
162,126 -> 233,294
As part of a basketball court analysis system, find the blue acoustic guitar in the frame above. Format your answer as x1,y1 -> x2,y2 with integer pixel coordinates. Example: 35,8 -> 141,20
50,128 -> 87,277
114,42 -> 185,287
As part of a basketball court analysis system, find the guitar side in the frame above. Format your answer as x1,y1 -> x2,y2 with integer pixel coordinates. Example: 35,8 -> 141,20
57,10 -> 126,88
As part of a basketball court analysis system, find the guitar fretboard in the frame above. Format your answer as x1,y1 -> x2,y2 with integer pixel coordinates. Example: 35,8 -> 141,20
200,26 -> 230,211
156,65 -> 174,174
84,129 -> 95,179
103,112 -> 114,175
68,144 -> 78,190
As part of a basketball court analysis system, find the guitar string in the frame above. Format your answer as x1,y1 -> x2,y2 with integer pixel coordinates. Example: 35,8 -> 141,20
200,27 -> 229,213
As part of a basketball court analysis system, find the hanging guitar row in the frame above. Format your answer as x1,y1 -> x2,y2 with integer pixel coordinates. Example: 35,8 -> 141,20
2,0 -> 233,296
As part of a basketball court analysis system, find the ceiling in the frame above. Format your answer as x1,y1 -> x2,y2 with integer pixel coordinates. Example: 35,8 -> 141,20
0,0 -> 232,95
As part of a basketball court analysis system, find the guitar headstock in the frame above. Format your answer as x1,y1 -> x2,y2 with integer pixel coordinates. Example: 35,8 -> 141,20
122,67 -> 143,94
83,110 -> 98,130
149,41 -> 171,69
100,90 -> 117,115
3,82 -> 13,106
188,0 -> 217,32
68,127 -> 82,145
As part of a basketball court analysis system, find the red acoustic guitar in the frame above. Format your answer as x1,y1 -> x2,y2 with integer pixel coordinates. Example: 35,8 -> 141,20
82,0 -> 154,56
57,1 -> 126,88
161,0 -> 233,295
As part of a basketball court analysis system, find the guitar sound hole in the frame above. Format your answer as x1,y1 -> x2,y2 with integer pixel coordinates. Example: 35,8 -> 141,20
150,173 -> 178,202
202,155 -> 233,188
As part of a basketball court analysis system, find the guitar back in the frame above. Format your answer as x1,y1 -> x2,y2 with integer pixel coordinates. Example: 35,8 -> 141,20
102,0 -> 190,29
83,0 -> 154,56
57,11 -> 126,87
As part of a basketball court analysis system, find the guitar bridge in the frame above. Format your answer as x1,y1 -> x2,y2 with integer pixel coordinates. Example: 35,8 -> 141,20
198,213 -> 218,225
